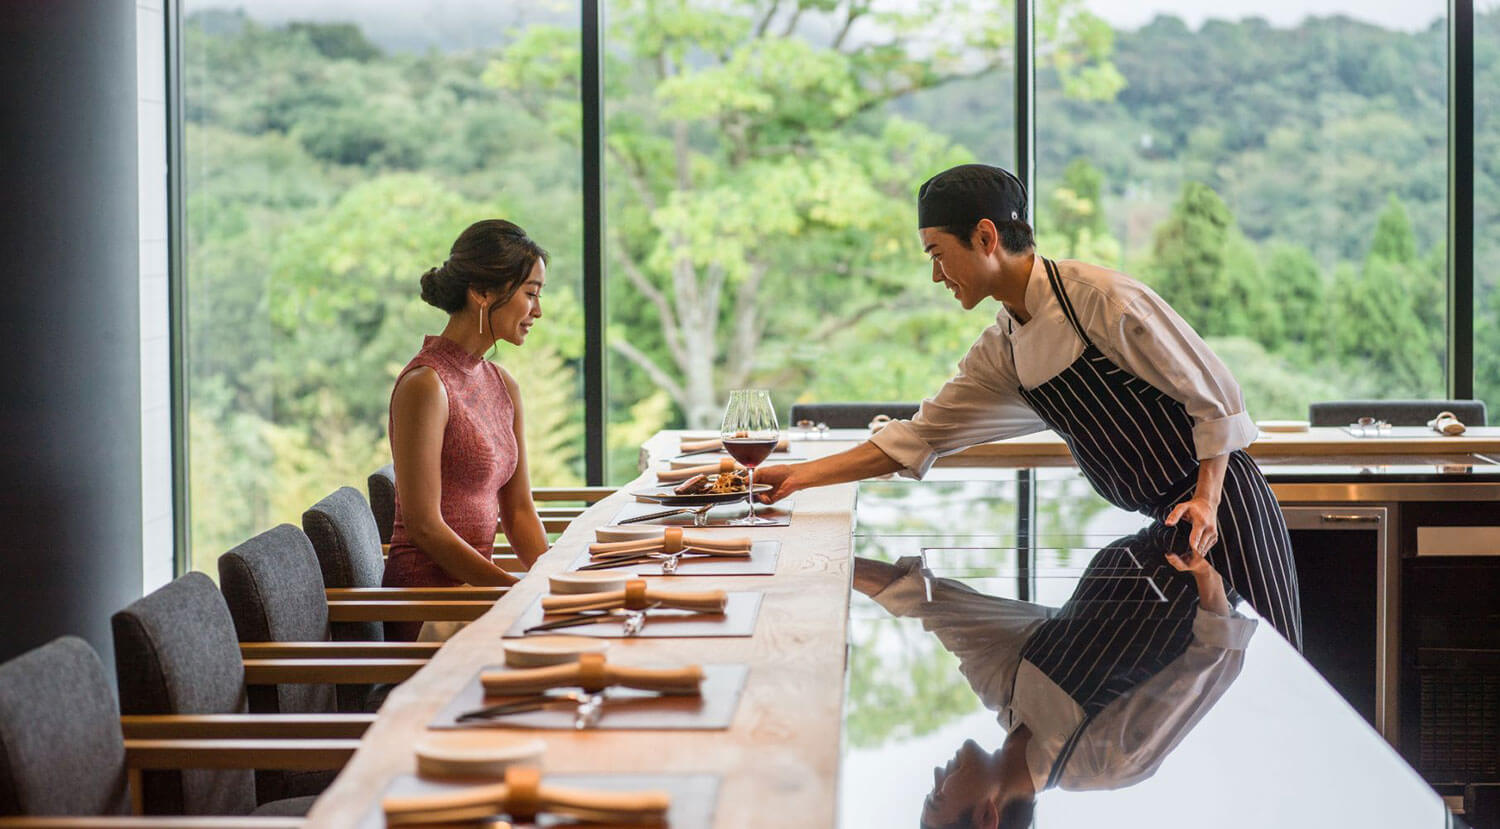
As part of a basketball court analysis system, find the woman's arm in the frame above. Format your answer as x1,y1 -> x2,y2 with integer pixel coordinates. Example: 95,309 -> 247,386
495,367 -> 549,568
390,367 -> 517,586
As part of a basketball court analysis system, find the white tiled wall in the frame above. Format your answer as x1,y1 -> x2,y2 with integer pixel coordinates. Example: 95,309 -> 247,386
138,1 -> 173,591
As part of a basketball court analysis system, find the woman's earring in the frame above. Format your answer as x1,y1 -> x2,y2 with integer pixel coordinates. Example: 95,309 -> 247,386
478,304 -> 487,335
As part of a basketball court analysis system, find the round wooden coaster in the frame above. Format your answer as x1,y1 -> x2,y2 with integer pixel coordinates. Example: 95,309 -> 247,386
595,525 -> 667,543
414,731 -> 545,779
503,635 -> 609,668
549,571 -> 631,595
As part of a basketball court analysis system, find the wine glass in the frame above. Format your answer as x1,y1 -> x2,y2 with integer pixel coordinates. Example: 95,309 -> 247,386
719,389 -> 780,525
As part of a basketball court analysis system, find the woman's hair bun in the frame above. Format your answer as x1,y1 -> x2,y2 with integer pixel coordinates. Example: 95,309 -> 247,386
419,220 -> 550,316
419,263 -> 467,313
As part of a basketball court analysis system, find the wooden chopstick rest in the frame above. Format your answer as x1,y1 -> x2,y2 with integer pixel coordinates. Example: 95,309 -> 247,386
480,652 -> 704,696
588,527 -> 753,558
384,765 -> 671,826
657,457 -> 739,483
541,579 -> 728,615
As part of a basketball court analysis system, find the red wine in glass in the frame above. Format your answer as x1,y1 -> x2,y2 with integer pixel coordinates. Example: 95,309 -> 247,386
720,389 -> 779,525
722,437 -> 777,468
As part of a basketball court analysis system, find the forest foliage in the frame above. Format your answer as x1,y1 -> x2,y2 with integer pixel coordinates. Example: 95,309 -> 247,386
183,2 -> 1498,573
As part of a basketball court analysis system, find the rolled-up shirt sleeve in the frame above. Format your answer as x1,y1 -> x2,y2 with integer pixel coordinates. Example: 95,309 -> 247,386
869,322 -> 1048,478
1076,281 -> 1257,459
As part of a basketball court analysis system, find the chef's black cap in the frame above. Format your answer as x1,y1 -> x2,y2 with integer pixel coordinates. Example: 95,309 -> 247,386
917,164 -> 1028,230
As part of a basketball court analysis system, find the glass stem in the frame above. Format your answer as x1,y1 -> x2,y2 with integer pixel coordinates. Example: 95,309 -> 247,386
746,466 -> 755,520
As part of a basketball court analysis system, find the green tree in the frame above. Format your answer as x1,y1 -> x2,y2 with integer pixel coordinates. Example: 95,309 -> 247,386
1262,244 -> 1326,352
1329,195 -> 1444,396
487,0 -> 1124,429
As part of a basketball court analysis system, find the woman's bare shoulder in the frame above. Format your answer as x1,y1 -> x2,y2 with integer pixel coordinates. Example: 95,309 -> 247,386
393,365 -> 446,407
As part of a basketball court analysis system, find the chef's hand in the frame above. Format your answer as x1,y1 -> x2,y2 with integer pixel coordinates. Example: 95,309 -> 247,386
753,464 -> 799,503
1164,496 -> 1219,557
1164,549 -> 1212,576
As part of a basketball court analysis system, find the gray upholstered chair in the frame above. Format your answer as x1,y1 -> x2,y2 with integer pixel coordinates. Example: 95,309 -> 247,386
0,636 -> 129,817
113,570 -> 340,814
217,525 -> 339,720
367,464 -> 396,545
789,401 -> 920,429
1307,399 -> 1487,428
3,634 -> 347,820
303,486 -> 387,645
217,524 -> 457,713
112,572 -> 260,815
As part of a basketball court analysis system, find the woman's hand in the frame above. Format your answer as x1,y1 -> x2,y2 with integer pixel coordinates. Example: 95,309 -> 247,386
1164,496 -> 1219,557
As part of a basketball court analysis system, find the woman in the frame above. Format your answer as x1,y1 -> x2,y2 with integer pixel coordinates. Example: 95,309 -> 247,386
383,219 -> 550,639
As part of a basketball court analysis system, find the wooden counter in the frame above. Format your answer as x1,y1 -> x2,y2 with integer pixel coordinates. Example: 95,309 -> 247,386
306,443 -> 856,828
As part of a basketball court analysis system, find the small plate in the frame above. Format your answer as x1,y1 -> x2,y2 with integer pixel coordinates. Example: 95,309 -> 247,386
549,571 -> 630,595
414,731 -> 546,778
631,484 -> 771,506
504,635 -> 609,668
596,524 -> 672,543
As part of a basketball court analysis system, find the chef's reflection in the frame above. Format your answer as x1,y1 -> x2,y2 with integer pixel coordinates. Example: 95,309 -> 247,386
855,530 -> 1256,829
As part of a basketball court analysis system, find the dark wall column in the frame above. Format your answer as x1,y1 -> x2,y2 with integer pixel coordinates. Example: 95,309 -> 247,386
0,1 -> 142,666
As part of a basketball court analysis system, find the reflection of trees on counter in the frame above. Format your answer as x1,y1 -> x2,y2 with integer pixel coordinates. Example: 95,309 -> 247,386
845,613 -> 983,750
1034,476 -> 1113,569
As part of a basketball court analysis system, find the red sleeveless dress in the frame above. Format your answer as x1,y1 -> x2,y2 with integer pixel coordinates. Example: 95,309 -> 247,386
383,336 -> 517,637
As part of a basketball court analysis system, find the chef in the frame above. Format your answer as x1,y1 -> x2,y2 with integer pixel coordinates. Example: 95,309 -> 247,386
757,163 -> 1302,647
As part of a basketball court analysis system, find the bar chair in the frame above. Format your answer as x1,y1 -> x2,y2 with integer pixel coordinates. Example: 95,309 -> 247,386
0,635 -> 348,823
112,572 -> 383,812
1307,399 -> 1487,428
217,525 -> 481,713
788,401 -> 919,429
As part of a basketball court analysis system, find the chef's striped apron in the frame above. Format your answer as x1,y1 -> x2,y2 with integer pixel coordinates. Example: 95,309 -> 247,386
1015,257 -> 1302,649
1019,536 -> 1202,788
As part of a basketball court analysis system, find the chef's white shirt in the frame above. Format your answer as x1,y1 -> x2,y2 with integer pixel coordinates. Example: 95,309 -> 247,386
870,255 -> 1258,478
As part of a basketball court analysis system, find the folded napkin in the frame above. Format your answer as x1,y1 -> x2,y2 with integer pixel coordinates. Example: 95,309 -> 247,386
679,436 -> 790,453
481,652 -> 704,696
1428,411 -> 1467,436
541,579 -> 728,615
384,765 -> 671,826
657,457 -> 742,483
589,527 -> 752,559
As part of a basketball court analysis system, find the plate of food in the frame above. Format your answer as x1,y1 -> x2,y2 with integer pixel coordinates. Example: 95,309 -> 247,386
632,470 -> 770,505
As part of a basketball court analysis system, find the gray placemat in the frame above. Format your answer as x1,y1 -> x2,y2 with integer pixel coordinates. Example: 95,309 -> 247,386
363,773 -> 719,828
611,498 -> 793,527
568,540 -> 780,577
428,663 -> 748,731
503,592 -> 763,639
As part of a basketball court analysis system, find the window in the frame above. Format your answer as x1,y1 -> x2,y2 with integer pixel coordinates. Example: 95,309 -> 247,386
596,1 -> 1027,478
181,3 -> 584,573
1037,3 -> 1449,420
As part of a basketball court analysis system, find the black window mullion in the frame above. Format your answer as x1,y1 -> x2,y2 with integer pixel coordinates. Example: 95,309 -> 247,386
1450,0 -> 1475,400
582,0 -> 607,485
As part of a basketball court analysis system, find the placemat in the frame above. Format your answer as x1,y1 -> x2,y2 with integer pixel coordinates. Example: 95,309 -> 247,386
611,498 -> 794,527
428,664 -> 748,731
666,451 -> 805,467
503,592 -> 763,639
1340,425 -> 1500,439
362,773 -> 719,828
568,540 -> 780,577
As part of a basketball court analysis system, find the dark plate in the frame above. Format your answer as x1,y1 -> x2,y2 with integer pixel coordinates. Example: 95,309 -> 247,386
631,483 -> 771,505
